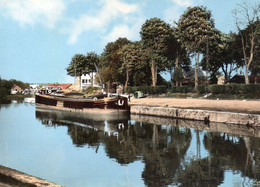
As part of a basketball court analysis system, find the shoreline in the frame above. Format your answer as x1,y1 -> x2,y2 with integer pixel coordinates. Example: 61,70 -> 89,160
1,97 -> 260,185
129,97 -> 260,114
129,97 -> 260,126
0,165 -> 60,187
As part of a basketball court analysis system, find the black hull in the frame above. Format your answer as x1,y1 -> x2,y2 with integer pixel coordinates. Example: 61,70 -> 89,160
35,94 -> 130,112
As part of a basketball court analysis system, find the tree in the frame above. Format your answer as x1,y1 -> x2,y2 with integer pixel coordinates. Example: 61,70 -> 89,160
85,52 -> 100,87
140,17 -> 174,87
66,53 -> 96,89
201,32 -> 243,84
171,66 -> 184,86
177,6 -> 220,90
100,38 -> 131,88
233,0 -> 260,83
119,42 -> 138,88
170,28 -> 190,86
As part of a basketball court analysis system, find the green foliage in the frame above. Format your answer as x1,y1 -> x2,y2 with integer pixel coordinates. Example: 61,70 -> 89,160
201,32 -> 243,83
100,38 -> 131,84
140,17 -> 174,86
0,78 -> 29,103
171,66 -> 184,84
66,54 -> 88,77
126,85 -> 168,94
84,87 -> 100,95
85,52 -> 99,73
209,84 -> 260,94
177,6 -> 219,53
118,42 -> 148,87
170,86 -> 195,93
197,85 -> 210,94
177,6 -> 220,90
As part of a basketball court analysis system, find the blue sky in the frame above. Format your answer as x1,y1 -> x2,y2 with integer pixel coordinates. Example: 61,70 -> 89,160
0,0 -> 244,83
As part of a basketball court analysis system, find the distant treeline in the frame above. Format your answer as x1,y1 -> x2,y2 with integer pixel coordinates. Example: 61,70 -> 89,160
0,78 -> 29,103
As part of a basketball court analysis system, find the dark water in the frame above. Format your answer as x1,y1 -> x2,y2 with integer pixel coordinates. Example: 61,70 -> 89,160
0,102 -> 260,187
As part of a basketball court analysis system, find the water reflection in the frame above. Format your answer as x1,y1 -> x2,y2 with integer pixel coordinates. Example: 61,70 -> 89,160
35,108 -> 260,186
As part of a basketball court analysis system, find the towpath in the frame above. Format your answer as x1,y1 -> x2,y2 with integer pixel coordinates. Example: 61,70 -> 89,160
129,98 -> 260,114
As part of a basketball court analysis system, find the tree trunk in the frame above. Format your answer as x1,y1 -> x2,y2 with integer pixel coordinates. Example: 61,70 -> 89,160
195,53 -> 200,92
245,66 -> 249,84
75,76 -> 81,91
196,130 -> 201,160
240,30 -> 255,84
125,66 -> 129,89
151,60 -> 157,87
175,55 -> 179,87
91,72 -> 94,87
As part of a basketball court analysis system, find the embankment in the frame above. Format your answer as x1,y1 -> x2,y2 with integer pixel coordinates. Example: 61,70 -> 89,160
129,98 -> 260,126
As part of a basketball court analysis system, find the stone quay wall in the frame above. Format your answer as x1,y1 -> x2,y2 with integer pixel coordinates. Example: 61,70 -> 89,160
130,106 -> 260,127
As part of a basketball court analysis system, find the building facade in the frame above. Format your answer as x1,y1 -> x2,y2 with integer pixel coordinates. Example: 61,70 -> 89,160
81,72 -> 100,90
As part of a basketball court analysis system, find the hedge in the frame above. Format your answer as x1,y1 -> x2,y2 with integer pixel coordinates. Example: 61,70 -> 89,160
125,84 -> 260,95
126,85 -> 168,94
209,84 -> 260,94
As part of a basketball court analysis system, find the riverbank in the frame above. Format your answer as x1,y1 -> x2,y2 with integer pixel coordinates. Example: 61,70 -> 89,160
129,97 -> 260,114
0,165 -> 60,187
129,97 -> 260,126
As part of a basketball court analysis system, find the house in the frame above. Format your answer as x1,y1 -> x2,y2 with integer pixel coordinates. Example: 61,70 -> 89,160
217,76 -> 225,85
230,75 -> 260,84
81,72 -> 100,90
11,85 -> 23,94
23,84 -> 40,95
182,68 -> 206,85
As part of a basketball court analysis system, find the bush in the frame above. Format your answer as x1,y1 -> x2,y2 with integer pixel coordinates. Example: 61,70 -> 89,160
210,85 -> 227,94
84,87 -> 100,94
197,85 -> 209,94
170,86 -> 195,93
209,84 -> 260,94
126,85 -> 168,94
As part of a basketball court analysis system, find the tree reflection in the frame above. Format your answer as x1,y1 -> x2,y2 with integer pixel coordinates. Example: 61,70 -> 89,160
203,132 -> 260,184
35,109 -> 260,186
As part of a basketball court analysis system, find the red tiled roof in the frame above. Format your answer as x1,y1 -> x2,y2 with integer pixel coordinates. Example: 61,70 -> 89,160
47,83 -> 72,90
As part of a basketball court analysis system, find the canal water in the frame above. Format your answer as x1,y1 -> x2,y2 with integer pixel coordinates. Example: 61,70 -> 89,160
0,102 -> 260,186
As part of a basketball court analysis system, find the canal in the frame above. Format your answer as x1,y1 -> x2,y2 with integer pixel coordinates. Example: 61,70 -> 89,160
0,102 -> 260,186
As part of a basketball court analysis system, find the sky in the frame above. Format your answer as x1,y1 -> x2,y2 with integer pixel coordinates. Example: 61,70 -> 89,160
0,0 -> 245,84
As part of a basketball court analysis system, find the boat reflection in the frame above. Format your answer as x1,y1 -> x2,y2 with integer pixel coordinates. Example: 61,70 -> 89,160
35,108 -> 260,186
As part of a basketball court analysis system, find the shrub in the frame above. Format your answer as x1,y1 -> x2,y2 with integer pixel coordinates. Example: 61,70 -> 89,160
170,86 -> 195,93
197,85 -> 209,94
126,85 -> 168,94
209,84 -> 260,94
84,87 -> 100,94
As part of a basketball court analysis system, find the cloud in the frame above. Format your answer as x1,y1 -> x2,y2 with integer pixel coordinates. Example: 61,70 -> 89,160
67,0 -> 139,44
0,0 -> 65,28
171,0 -> 192,7
164,0 -> 193,23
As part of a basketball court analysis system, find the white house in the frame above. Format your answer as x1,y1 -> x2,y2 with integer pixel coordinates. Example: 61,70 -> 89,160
81,72 -> 100,90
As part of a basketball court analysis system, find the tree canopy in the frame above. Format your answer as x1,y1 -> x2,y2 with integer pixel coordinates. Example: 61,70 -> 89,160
66,2 -> 260,91
140,17 -> 174,87
176,6 -> 220,90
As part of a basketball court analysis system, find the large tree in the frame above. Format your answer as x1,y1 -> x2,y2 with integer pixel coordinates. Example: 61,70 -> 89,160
201,32 -> 243,84
140,17 -> 173,87
176,6 -> 220,90
85,52 -> 100,87
66,53 -> 100,88
66,54 -> 88,88
119,42 -> 139,88
100,38 -> 131,87
233,0 -> 260,83
170,28 -> 190,86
